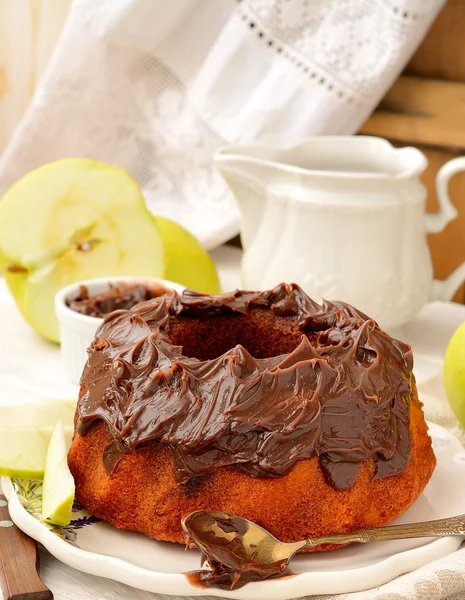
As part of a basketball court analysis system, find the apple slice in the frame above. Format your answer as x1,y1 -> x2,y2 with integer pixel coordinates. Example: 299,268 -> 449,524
155,216 -> 221,294
0,425 -> 73,479
0,396 -> 76,478
42,421 -> 75,526
0,392 -> 76,429
0,158 -> 164,342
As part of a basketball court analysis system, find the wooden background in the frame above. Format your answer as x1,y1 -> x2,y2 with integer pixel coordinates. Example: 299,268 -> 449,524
361,0 -> 465,302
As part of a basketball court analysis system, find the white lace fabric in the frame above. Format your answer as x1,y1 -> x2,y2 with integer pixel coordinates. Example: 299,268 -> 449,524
0,0 -> 445,248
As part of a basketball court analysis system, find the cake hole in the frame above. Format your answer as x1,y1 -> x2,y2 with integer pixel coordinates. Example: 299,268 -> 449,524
167,312 -> 305,360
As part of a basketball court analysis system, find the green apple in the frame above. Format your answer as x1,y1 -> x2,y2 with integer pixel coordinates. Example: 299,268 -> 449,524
0,425 -> 73,479
444,321 -> 465,429
0,397 -> 75,478
0,158 -> 164,342
155,216 -> 220,294
42,421 -> 75,526
0,392 -> 76,428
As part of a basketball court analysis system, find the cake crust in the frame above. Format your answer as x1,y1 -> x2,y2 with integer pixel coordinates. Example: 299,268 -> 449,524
69,284 -> 436,549
75,285 -> 416,490
68,383 -> 435,551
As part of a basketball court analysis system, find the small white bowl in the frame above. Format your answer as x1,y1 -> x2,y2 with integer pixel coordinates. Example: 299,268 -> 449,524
55,276 -> 185,386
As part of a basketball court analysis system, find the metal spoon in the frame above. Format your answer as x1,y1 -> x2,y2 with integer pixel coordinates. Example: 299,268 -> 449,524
182,510 -> 465,588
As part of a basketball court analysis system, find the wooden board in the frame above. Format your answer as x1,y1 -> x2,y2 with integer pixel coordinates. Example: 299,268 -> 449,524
360,76 -> 465,150
407,0 -> 465,83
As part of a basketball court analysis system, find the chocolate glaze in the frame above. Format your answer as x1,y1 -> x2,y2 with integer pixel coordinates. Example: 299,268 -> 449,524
67,282 -> 169,318
76,283 -> 413,490
183,512 -> 292,590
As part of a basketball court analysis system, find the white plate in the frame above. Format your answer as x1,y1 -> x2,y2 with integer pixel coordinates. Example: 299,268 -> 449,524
2,422 -> 464,600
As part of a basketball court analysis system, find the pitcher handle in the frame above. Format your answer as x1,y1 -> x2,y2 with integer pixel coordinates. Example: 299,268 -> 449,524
428,157 -> 465,301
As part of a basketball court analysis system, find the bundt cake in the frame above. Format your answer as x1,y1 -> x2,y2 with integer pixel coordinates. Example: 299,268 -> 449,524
68,283 -> 436,550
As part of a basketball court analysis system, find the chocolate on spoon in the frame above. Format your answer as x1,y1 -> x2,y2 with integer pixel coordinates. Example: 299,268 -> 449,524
182,510 -> 465,590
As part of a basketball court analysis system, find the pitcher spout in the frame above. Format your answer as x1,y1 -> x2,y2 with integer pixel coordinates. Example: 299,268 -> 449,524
215,146 -> 276,250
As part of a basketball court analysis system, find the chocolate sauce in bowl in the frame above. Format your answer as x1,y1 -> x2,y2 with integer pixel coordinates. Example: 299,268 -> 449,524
67,282 -> 169,318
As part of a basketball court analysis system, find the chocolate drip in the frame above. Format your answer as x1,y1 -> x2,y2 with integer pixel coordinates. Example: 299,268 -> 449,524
76,283 -> 413,490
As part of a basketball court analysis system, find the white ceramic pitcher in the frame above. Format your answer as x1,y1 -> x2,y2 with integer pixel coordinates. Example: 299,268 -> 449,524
215,136 -> 465,331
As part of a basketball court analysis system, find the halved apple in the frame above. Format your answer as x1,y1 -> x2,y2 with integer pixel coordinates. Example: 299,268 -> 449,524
0,159 -> 164,342
154,216 -> 220,294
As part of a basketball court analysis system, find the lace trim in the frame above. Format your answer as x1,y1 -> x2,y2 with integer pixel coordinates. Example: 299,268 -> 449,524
236,0 -> 436,103
236,0 -> 351,101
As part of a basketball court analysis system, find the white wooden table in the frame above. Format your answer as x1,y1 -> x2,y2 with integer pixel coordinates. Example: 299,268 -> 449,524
1,244 -> 465,600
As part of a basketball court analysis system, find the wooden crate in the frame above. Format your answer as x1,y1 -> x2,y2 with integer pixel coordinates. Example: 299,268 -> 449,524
360,0 -> 465,302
